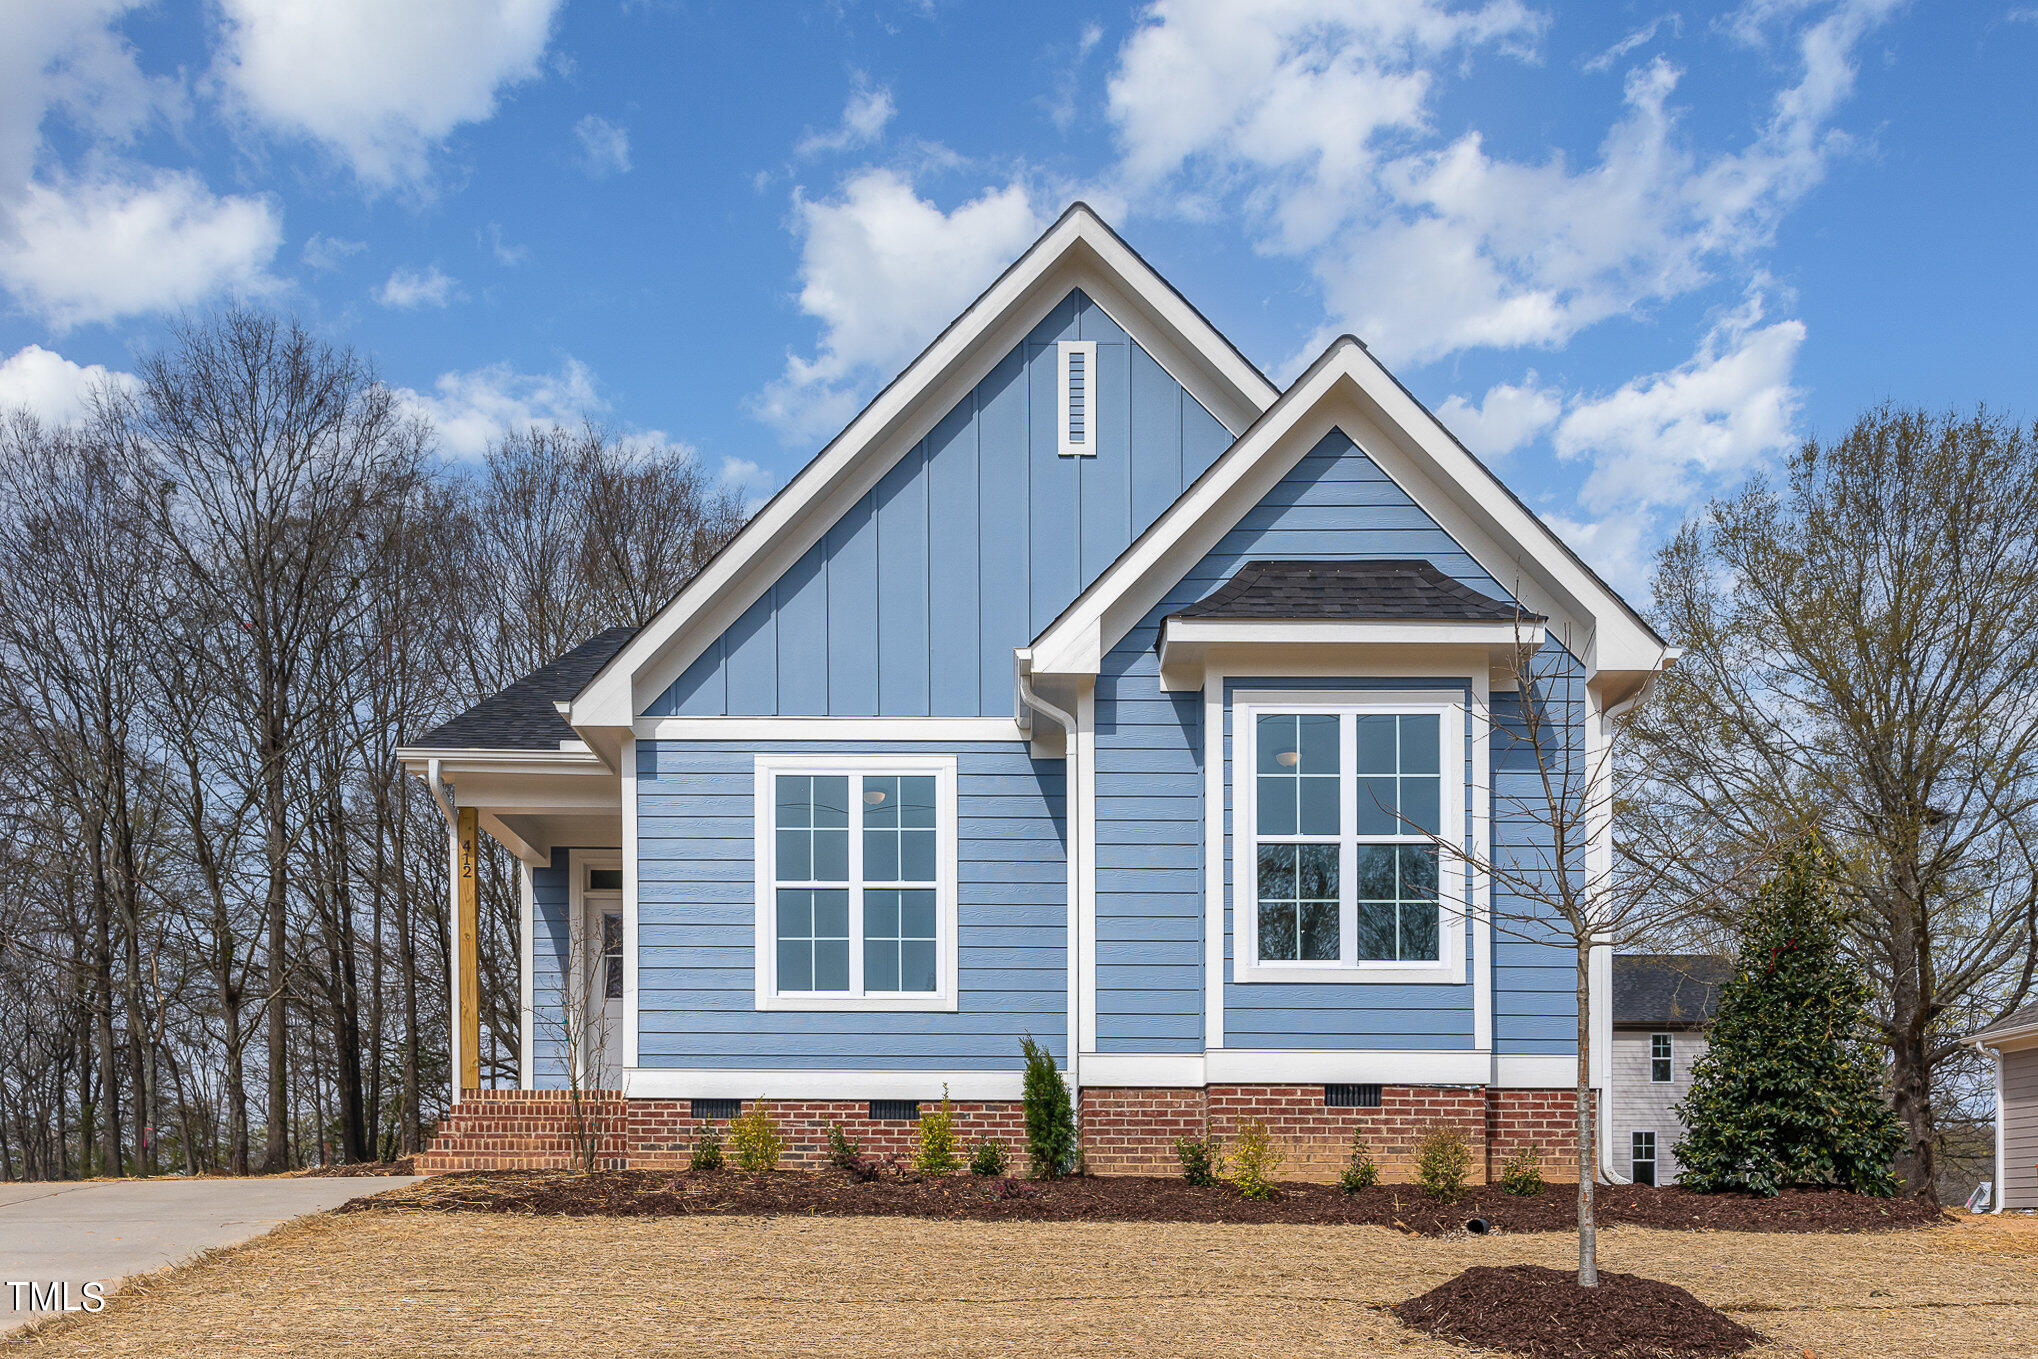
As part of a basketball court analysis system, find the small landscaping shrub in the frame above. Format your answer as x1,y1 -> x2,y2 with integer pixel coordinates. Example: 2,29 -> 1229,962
729,1099 -> 785,1172
1338,1132 -> 1379,1193
1020,1035 -> 1077,1178
844,1153 -> 891,1182
1500,1142 -> 1545,1197
1415,1124 -> 1472,1204
825,1123 -> 862,1171
917,1086 -> 960,1175
969,1138 -> 1010,1177
992,1175 -> 1037,1201
1223,1117 -> 1284,1201
689,1130 -> 724,1172
1175,1134 -> 1219,1187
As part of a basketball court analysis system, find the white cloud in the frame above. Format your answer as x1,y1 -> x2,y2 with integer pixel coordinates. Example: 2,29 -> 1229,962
0,1 -> 177,195
301,232 -> 366,271
1582,13 -> 1682,73
397,357 -> 602,460
752,169 -> 1043,443
717,455 -> 776,508
483,221 -> 531,266
574,114 -> 632,178
1554,290 -> 1805,514
1104,0 -> 1896,369
797,81 -> 897,157
0,172 -> 282,329
1434,377 -> 1561,459
375,264 -> 459,310
1542,510 -> 1659,602
213,0 -> 562,186
0,344 -> 138,425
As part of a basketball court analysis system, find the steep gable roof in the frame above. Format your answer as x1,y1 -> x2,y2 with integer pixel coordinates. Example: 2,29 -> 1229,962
568,203 -> 1281,728
410,627 -> 637,751
1026,335 -> 1670,694
1613,953 -> 1733,1027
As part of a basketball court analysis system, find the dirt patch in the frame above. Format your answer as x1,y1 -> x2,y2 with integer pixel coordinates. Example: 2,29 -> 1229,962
300,1157 -> 416,1177
344,1167 -> 1946,1235
1391,1264 -> 1766,1358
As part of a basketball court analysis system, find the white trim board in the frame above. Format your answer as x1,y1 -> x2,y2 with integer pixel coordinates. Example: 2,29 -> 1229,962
622,1068 -> 1030,1101
636,717 -> 1025,742
570,204 -> 1279,729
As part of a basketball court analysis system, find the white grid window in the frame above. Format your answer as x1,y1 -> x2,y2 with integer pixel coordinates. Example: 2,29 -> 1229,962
1632,1130 -> 1658,1186
755,757 -> 958,1011
1650,1033 -> 1673,1083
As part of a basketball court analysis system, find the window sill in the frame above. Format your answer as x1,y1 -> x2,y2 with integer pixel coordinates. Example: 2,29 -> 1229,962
1231,960 -> 1463,986
754,992 -> 960,1013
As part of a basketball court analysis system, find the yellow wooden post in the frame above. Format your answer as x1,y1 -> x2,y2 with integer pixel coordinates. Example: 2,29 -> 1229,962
458,805 -> 481,1095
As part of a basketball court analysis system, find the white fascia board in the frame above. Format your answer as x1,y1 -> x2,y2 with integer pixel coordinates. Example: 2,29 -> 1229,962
1974,1025 -> 2038,1053
1080,1054 -> 1206,1088
636,716 -> 1025,742
569,206 -> 1279,730
396,747 -> 608,777
1163,619 -> 1543,648
622,1068 -> 1028,1101
1031,338 -> 1668,682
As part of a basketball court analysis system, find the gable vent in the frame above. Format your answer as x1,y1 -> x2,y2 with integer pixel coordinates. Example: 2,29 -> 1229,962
1058,340 -> 1097,457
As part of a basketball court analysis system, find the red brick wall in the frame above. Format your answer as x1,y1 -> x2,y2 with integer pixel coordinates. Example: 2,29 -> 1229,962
421,1085 -> 1587,1181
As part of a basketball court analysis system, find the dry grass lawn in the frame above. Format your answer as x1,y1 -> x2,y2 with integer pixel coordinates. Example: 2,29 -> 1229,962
6,1207 -> 2035,1358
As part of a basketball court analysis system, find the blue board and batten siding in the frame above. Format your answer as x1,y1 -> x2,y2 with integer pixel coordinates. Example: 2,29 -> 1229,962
1091,427 -> 1580,1054
635,740 -> 1068,1067
649,289 -> 1235,719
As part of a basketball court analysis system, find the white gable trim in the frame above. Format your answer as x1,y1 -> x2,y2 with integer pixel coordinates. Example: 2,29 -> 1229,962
569,204 -> 1280,728
1027,337 -> 1668,686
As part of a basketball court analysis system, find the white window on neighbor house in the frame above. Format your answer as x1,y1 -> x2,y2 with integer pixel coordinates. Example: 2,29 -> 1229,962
1632,1130 -> 1658,1186
1058,340 -> 1097,456
1651,1032 -> 1674,1082
1237,694 -> 1465,982
754,756 -> 958,1011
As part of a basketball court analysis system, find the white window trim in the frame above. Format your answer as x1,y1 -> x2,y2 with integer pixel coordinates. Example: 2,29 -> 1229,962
567,848 -> 624,1090
1650,1031 -> 1674,1082
753,753 -> 960,1012
1631,1129 -> 1658,1184
1058,340 -> 1098,456
1233,690 -> 1467,986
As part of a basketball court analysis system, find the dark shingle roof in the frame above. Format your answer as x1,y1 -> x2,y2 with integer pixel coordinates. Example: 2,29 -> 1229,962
1168,559 -> 1540,624
1973,998 -> 2038,1043
1613,954 -> 1734,1028
409,627 -> 637,751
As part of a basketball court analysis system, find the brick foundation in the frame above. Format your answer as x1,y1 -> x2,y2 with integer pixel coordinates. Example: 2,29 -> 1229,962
422,1084 -> 1587,1181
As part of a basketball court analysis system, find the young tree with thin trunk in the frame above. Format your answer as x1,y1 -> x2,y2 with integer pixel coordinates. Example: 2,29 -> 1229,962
1630,405 -> 2038,1202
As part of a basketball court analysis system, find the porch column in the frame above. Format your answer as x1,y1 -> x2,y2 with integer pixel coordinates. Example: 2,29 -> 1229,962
457,805 -> 481,1097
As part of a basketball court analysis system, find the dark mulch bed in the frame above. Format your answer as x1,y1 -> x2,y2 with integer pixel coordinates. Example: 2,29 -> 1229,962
342,1167 -> 1946,1236
304,1157 -> 418,1177
1390,1264 -> 1765,1358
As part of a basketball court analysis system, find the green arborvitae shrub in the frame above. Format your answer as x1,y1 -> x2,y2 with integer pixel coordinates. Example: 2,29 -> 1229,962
1338,1132 -> 1379,1193
689,1130 -> 724,1172
1175,1135 -> 1219,1187
1674,837 -> 1905,1197
917,1086 -> 961,1175
729,1100 -> 785,1172
825,1123 -> 862,1171
1020,1035 -> 1077,1178
1415,1124 -> 1472,1204
969,1138 -> 1009,1177
1499,1143 -> 1545,1197
1223,1117 -> 1284,1201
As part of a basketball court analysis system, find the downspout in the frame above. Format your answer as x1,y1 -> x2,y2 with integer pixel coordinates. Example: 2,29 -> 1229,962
425,757 -> 456,829
1017,662 -> 1082,1108
1592,684 -> 1654,1186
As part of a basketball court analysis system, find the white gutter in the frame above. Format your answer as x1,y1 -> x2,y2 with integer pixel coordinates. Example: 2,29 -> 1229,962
1017,662 -> 1082,1109
425,757 -> 457,830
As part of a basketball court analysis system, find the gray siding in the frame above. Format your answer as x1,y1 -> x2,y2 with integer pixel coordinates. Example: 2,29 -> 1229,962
1611,1025 -> 1703,1183
635,739 -> 1067,1068
1089,426 -> 1580,1055
649,288 -> 1235,719
2005,1046 -> 2038,1210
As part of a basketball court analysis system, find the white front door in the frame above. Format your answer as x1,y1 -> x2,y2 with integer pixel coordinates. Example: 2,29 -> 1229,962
580,859 -> 624,1091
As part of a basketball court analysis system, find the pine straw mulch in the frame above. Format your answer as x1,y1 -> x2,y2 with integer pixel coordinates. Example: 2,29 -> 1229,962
298,1157 -> 417,1177
340,1167 -> 1947,1235
1390,1265 -> 1766,1358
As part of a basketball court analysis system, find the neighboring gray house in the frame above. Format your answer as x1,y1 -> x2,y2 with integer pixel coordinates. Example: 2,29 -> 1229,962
398,204 -> 1674,1178
1971,1001 -> 2038,1212
1611,954 -> 1731,1186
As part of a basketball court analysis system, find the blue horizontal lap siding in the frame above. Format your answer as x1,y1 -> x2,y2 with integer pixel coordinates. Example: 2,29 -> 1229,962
1092,426 -> 1580,1055
529,848 -> 576,1089
648,289 -> 1236,718
635,739 -> 1068,1068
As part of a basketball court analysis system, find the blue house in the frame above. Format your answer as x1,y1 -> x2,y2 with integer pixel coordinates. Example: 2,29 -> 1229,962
402,205 -> 1671,1179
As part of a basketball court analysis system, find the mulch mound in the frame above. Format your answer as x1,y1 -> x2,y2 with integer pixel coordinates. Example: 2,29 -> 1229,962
1390,1264 -> 1765,1358
304,1157 -> 418,1177
341,1168 -> 1946,1235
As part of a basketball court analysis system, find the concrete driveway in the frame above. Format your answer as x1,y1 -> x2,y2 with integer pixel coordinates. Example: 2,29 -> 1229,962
0,1176 -> 417,1332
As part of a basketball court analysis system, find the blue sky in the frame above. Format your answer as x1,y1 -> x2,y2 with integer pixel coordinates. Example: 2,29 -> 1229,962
4,0 -> 2035,596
